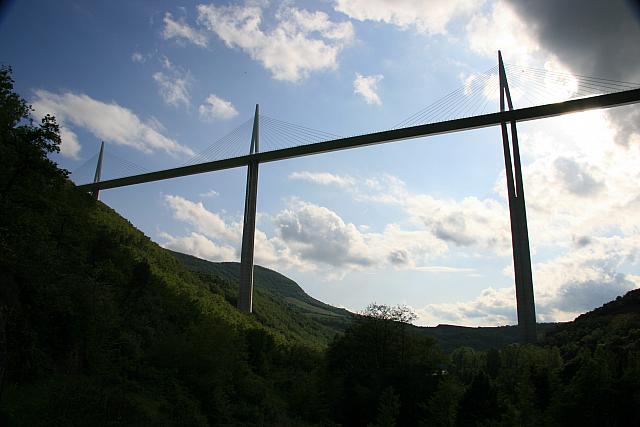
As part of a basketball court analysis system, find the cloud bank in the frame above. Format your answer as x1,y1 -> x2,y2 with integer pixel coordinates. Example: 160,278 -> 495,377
31,91 -> 193,158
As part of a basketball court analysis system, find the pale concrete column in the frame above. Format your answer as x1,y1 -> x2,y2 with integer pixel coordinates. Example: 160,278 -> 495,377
91,141 -> 105,200
238,105 -> 259,313
499,51 -> 537,342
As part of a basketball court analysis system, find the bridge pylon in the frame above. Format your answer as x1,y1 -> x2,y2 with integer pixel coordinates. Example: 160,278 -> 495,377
91,141 -> 105,200
238,105 -> 260,313
498,51 -> 537,342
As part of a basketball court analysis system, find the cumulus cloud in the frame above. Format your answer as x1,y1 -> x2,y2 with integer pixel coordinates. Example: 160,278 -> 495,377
532,235 -> 640,321
505,0 -> 640,145
465,1 -> 539,64
553,157 -> 604,197
57,126 -> 82,159
160,194 -> 308,271
416,234 -> 640,327
504,111 -> 640,247
162,12 -> 208,47
360,175 -> 512,256
199,94 -> 238,120
160,193 -> 450,278
197,3 -> 354,81
275,201 -> 375,270
334,0 -> 480,35
417,286 -> 516,326
31,90 -> 193,157
289,171 -> 355,188
353,73 -> 383,105
199,189 -> 219,198
164,195 -> 239,242
160,231 -> 236,262
152,56 -> 192,107
153,71 -> 191,107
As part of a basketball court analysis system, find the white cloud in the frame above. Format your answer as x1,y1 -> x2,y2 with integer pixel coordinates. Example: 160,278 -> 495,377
532,235 -> 640,320
199,94 -> 238,120
413,266 -> 476,273
160,231 -> 236,262
275,201 -> 375,271
160,194 -> 308,271
289,171 -> 355,187
160,193 -> 449,278
416,286 -> 516,326
164,195 -> 239,242
31,90 -> 193,157
353,73 -> 383,105
197,3 -> 354,82
505,111 -> 640,247
272,200 -> 448,277
199,189 -> 219,198
407,195 -> 511,254
335,0 -> 481,35
162,12 -> 208,47
153,69 -> 191,107
131,52 -> 146,63
357,175 -> 512,256
58,126 -> 82,159
415,235 -> 640,326
465,1 -> 540,64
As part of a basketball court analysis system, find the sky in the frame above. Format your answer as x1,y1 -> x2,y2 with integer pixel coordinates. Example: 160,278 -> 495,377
2,0 -> 640,326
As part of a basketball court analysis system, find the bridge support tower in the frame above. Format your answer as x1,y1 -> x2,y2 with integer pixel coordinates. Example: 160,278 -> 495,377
498,51 -> 537,342
91,141 -> 105,200
238,105 -> 260,313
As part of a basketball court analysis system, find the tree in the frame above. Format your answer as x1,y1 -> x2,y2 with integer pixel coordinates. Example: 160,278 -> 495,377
0,66 -> 68,397
361,303 -> 417,324
0,66 -> 66,201
326,304 -> 442,426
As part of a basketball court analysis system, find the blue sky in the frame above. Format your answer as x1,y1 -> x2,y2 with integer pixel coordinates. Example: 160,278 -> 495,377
2,0 -> 639,326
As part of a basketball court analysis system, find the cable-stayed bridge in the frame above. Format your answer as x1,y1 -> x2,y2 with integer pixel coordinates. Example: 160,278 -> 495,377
76,52 -> 640,342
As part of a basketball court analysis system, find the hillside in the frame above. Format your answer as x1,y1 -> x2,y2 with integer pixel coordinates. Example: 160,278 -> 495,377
169,251 -> 353,344
0,66 -> 333,424
170,252 -> 560,353
414,322 -> 559,354
543,288 -> 640,355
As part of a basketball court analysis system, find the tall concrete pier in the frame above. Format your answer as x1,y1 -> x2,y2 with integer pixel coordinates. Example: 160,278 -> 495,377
91,141 -> 105,200
498,51 -> 537,342
238,105 -> 260,313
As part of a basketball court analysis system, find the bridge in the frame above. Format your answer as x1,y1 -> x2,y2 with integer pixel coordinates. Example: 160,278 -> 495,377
77,52 -> 640,342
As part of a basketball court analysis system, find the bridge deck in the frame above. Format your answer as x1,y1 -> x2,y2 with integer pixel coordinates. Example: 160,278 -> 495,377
78,88 -> 640,192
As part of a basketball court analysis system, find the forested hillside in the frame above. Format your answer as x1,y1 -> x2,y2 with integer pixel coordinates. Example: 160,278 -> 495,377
2,66 -> 639,426
170,251 -> 353,346
170,251 -> 558,354
0,66 -> 330,425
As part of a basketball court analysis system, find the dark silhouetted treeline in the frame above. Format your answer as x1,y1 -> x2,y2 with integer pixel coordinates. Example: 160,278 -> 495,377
1,66 -> 639,426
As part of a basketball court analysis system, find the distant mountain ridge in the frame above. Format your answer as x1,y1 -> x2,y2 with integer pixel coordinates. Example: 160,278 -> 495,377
170,251 -> 350,317
169,251 -> 640,354
169,251 -> 353,347
168,251 -> 566,352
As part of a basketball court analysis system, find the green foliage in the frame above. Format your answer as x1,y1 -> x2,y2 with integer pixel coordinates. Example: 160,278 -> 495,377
170,251 -> 353,347
0,67 -> 323,426
326,305 -> 444,426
